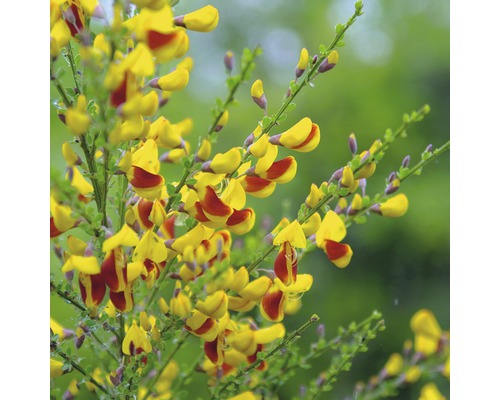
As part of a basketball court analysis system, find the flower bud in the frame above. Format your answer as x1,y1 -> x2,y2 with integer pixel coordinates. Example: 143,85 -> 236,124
251,79 -> 267,110
318,50 -> 339,73
62,142 -> 82,166
348,133 -> 358,155
295,48 -> 309,78
174,5 -> 219,32
385,178 -> 400,195
224,51 -> 234,73
140,311 -> 152,331
316,323 -> 325,339
215,110 -> 229,132
402,155 -> 410,168
158,297 -> 170,314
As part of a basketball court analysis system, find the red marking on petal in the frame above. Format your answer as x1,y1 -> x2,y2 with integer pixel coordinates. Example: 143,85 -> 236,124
247,344 -> 266,370
274,242 -> 297,286
264,157 -> 294,180
193,201 -> 210,222
147,31 -> 178,50
292,123 -> 319,149
204,338 -> 220,365
101,250 -> 126,292
324,240 -> 349,261
137,198 -> 154,229
261,288 -> 285,322
162,215 -> 176,239
110,73 -> 128,108
193,318 -> 216,335
130,167 -> 163,189
109,289 -> 134,312
241,176 -> 273,193
50,217 -> 63,238
199,186 -> 232,217
65,4 -> 84,36
79,273 -> 106,308
226,208 -> 253,227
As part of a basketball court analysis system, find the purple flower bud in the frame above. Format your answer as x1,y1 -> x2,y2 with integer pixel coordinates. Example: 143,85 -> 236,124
359,178 -> 367,195
348,133 -> 358,155
312,55 -> 318,65
74,334 -> 85,349
402,155 -> 410,168
425,144 -> 433,152
361,151 -> 371,163
58,113 -> 66,124
316,373 -> 327,387
385,182 -> 399,195
316,323 -> 325,339
370,204 -> 381,215
330,167 -> 344,182
224,51 -> 234,73
244,133 -> 255,148
65,270 -> 74,282
388,171 -> 396,183
146,77 -> 160,89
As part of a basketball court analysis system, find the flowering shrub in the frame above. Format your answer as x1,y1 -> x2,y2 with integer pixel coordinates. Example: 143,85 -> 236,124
50,1 -> 450,399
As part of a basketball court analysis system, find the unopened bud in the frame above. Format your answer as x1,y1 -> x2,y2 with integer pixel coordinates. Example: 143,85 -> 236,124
348,133 -> 358,154
74,334 -> 85,349
330,167 -> 344,183
140,311 -> 152,331
387,171 -> 397,183
316,372 -> 327,387
359,178 -> 366,197
385,178 -> 400,195
311,55 -> 318,65
425,144 -> 433,152
224,51 -> 234,73
316,323 -> 325,339
318,50 -> 339,73
402,155 -> 410,168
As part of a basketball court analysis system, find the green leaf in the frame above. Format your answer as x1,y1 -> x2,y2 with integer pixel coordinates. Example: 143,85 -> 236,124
319,44 -> 327,54
335,23 -> 346,34
284,102 -> 296,113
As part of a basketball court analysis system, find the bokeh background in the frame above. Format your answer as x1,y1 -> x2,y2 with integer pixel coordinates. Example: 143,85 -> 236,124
50,0 -> 450,398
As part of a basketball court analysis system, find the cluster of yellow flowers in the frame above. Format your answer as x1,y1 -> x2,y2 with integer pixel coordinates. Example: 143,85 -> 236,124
50,1 -> 447,398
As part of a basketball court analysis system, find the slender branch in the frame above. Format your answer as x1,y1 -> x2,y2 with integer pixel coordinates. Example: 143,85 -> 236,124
66,42 -> 82,95
50,280 -> 86,312
212,315 -> 320,398
344,140 -> 450,228
55,348 -> 110,395
145,257 -> 177,309
143,332 -> 189,400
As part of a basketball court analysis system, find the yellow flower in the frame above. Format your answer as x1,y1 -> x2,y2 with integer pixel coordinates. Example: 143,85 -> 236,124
251,79 -> 267,110
66,95 -> 91,135
174,5 -> 219,32
419,383 -> 446,400
383,353 -> 404,376
295,48 -> 309,78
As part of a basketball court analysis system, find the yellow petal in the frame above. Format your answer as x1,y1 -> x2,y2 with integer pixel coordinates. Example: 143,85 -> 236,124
379,194 -> 409,217
315,211 -> 346,247
273,220 -> 306,248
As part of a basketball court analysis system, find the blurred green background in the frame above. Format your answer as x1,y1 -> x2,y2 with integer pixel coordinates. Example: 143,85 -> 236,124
50,0 -> 449,398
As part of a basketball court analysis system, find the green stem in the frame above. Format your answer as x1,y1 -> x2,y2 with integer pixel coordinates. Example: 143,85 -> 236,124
90,331 -> 120,364
101,147 -> 110,227
308,319 -> 386,400
206,46 -> 262,138
145,257 -> 177,309
213,315 -> 320,399
50,280 -> 86,312
55,348 -> 110,395
143,332 -> 189,400
344,140 -> 450,228
66,42 -> 82,95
